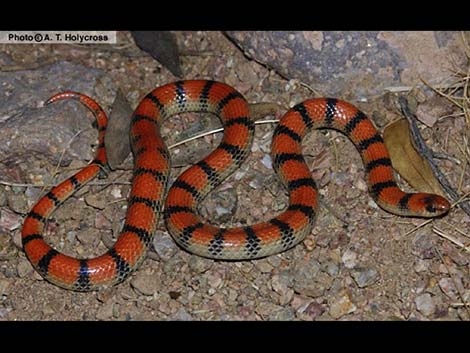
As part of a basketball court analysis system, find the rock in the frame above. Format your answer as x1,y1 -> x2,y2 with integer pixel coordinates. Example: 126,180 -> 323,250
341,249 -> 358,269
0,207 -> 22,231
96,301 -> 115,320
412,231 -> 436,259
84,193 -> 106,210
6,192 -> 28,213
323,261 -> 340,277
0,61 -> 115,177
304,301 -> 327,320
415,293 -> 435,317
188,256 -> 213,274
226,31 -> 466,99
0,232 -> 17,258
172,307 -> 193,321
271,272 -> 294,305
438,277 -> 464,301
0,278 -> 12,296
293,258 -> 333,297
328,289 -> 357,319
255,301 -> 295,320
152,230 -> 178,261
16,258 -> 34,278
351,267 -> 379,288
272,307 -> 295,321
131,31 -> 182,77
416,95 -> 454,127
255,259 -> 274,273
130,271 -> 159,296
76,228 -> 100,246
414,259 -> 431,273
205,272 -> 223,289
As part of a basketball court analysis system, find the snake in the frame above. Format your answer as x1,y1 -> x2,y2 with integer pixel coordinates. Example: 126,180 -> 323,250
21,80 -> 451,291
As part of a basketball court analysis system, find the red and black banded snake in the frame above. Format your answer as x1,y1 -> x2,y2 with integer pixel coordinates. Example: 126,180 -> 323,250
21,80 -> 451,291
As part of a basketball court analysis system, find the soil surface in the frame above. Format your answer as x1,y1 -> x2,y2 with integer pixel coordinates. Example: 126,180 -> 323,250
0,31 -> 469,321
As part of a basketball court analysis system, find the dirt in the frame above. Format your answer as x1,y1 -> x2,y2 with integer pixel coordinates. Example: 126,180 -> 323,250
0,31 -> 469,321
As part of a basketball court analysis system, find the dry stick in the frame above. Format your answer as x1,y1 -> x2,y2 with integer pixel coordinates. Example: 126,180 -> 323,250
432,226 -> 470,252
398,96 -> 470,216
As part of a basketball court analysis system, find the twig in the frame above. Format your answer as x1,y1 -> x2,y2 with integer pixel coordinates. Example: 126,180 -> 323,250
451,302 -> 470,308
401,219 -> 433,238
442,220 -> 470,240
167,119 -> 279,149
432,227 -> 470,252
398,96 -> 470,216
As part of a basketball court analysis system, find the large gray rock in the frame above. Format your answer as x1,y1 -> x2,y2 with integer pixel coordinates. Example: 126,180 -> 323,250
0,61 -> 116,181
226,31 -> 468,99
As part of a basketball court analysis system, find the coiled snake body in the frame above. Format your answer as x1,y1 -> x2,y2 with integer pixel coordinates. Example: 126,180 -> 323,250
21,80 -> 450,291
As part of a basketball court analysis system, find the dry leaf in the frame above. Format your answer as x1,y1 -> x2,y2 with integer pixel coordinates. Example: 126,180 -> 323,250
383,118 -> 446,197
105,90 -> 134,170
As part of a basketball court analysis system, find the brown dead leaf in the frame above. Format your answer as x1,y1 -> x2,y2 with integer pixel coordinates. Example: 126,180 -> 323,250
383,118 -> 446,197
105,90 -> 134,170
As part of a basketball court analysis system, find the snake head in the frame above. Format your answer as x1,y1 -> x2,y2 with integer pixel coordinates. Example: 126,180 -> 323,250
418,194 -> 451,217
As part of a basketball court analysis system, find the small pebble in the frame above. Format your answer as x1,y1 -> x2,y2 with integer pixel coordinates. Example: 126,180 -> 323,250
42,303 -> 56,316
415,293 -> 435,317
412,231 -> 436,259
76,228 -> 100,246
255,260 -> 274,273
351,267 -> 379,288
96,301 -> 115,320
17,258 -> 34,278
414,259 -> 430,273
0,233 -> 16,258
188,256 -> 213,273
84,193 -> 106,210
172,307 -> 193,321
341,249 -> 357,269
7,193 -> 28,213
303,301 -> 326,320
261,154 -> 272,169
130,271 -> 159,296
0,278 -> 12,296
152,231 -> 178,261
438,277 -> 463,301
271,273 -> 294,305
110,186 -> 122,199
293,258 -> 333,297
272,307 -> 295,320
0,208 -> 22,231
328,289 -> 357,319
206,273 -> 223,289
324,261 -> 340,277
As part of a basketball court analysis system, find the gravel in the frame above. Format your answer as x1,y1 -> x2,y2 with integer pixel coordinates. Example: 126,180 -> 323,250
2,31 -> 468,322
